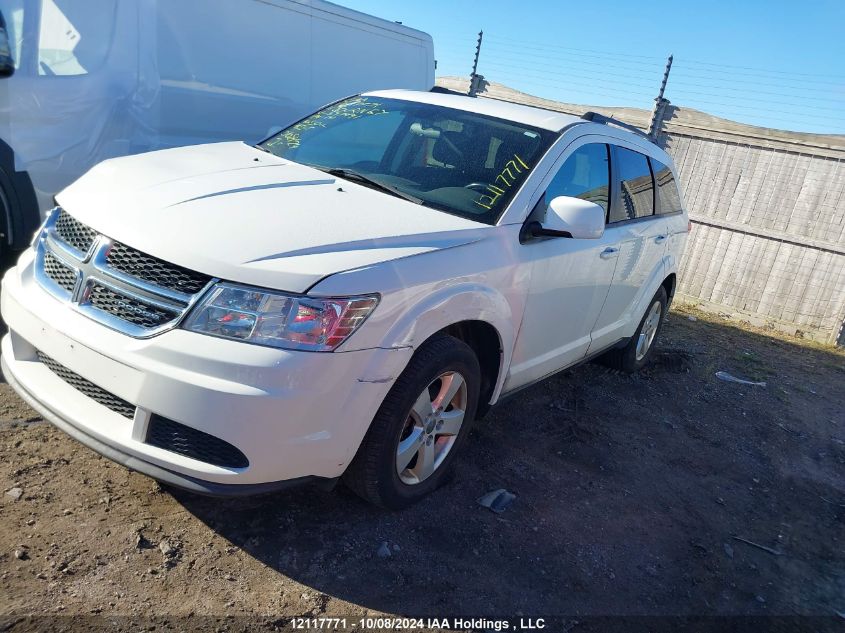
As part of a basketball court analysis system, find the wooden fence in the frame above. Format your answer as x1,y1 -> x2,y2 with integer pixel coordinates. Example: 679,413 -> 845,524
658,130 -> 845,345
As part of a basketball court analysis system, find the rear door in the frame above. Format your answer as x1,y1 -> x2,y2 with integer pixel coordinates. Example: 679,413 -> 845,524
588,145 -> 668,353
651,158 -> 689,286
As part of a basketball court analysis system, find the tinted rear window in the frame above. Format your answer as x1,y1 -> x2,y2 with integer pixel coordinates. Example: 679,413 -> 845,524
651,159 -> 683,215
612,147 -> 654,222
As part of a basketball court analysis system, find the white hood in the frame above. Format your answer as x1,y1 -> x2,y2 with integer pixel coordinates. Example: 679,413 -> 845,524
57,142 -> 488,293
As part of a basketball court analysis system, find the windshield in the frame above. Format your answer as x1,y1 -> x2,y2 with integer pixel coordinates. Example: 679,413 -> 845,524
259,96 -> 557,224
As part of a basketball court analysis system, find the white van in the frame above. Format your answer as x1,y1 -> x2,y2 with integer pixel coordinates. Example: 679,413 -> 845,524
1,91 -> 689,508
0,0 -> 434,257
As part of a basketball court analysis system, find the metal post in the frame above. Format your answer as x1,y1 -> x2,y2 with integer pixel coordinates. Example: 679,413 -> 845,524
648,54 -> 673,140
468,30 -> 486,97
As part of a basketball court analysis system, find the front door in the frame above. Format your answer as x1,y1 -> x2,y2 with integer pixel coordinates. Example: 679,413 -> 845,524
505,142 -> 618,391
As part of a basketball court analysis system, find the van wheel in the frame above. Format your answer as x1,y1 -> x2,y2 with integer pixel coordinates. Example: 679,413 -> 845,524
0,185 -> 8,269
600,286 -> 667,373
344,334 -> 480,509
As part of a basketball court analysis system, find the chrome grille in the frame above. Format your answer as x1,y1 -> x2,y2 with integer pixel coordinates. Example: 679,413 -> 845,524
89,283 -> 180,329
107,242 -> 211,294
55,209 -> 97,253
37,351 -> 135,419
43,251 -> 77,294
33,207 -> 215,337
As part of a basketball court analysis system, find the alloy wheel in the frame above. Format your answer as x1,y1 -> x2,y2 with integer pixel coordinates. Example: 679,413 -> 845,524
635,300 -> 662,361
396,371 -> 468,485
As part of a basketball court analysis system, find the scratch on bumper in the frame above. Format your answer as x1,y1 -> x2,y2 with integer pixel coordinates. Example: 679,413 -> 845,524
354,345 -> 413,385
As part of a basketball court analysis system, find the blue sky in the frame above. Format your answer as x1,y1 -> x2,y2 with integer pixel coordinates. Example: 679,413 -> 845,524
344,0 -> 845,135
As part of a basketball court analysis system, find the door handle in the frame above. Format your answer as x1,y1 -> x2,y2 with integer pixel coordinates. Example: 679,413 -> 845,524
600,247 -> 619,259
655,235 -> 667,244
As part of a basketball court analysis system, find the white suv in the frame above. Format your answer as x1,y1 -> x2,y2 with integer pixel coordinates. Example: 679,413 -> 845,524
1,91 -> 688,508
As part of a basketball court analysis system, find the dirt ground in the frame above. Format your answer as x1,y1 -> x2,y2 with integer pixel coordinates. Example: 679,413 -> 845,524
0,304 -> 843,631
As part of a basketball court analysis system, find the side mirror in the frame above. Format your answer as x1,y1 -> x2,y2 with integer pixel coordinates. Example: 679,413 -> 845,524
521,196 -> 606,241
0,12 -> 14,78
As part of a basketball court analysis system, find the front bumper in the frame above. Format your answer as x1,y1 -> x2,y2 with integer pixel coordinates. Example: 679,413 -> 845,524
1,359 -> 322,496
1,251 -> 412,492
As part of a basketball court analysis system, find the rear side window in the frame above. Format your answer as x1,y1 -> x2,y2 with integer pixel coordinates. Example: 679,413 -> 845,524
611,147 -> 654,223
37,0 -> 117,76
545,143 -> 610,215
651,159 -> 683,215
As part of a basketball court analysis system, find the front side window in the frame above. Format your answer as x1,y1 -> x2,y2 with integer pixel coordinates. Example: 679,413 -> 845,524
651,159 -> 683,215
260,96 -> 557,225
612,147 -> 655,223
545,143 -> 610,215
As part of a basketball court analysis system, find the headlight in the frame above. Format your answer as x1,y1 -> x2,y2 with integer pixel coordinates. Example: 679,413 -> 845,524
183,283 -> 379,351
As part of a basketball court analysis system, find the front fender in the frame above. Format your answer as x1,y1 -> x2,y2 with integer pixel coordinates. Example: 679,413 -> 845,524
341,281 -> 515,404
312,228 -> 527,403
386,283 -> 514,403
388,283 -> 511,347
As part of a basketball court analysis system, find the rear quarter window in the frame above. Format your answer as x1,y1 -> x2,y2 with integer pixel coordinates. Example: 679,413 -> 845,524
651,159 -> 683,215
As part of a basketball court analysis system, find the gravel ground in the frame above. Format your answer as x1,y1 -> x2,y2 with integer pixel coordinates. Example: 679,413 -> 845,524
0,304 -> 843,631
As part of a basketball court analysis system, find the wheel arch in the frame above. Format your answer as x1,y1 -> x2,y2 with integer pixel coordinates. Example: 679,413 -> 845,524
0,137 -> 41,251
662,272 -> 677,305
438,320 -> 502,417
372,283 -> 515,407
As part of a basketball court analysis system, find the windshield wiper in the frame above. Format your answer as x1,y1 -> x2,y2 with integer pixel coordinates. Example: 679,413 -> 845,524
317,167 -> 423,205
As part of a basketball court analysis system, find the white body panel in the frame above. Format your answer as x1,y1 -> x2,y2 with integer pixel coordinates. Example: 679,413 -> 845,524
1,90 -> 688,492
0,0 -> 434,215
504,227 -> 619,391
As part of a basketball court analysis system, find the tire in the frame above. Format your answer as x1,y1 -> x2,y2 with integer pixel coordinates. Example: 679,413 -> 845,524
0,187 -> 24,274
600,286 -> 668,373
0,184 -> 8,269
344,334 -> 481,509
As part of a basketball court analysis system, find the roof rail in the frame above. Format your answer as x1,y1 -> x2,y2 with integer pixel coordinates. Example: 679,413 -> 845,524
581,111 -> 648,139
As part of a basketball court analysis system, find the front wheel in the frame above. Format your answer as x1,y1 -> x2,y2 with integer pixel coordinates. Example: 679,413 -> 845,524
344,334 -> 480,509
599,286 -> 667,373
